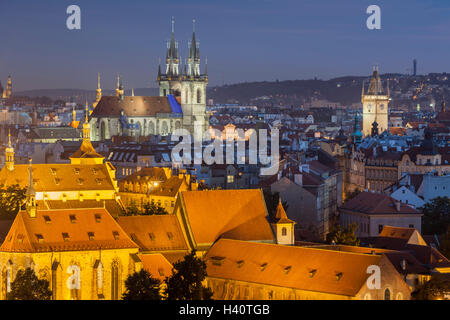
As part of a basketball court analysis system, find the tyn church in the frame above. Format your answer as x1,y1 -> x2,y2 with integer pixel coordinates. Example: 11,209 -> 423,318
89,18 -> 209,141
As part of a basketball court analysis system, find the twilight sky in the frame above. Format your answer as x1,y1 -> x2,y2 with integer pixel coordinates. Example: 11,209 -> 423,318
0,0 -> 449,91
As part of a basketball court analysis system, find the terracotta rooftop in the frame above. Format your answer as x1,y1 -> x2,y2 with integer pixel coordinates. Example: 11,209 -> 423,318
139,253 -> 173,281
0,163 -> 116,192
206,239 -> 382,297
0,208 -> 138,253
340,192 -> 421,215
117,215 -> 188,252
91,96 -> 174,117
179,189 -> 275,246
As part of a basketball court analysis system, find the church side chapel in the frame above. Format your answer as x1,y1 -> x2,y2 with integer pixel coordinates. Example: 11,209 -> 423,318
89,18 -> 209,141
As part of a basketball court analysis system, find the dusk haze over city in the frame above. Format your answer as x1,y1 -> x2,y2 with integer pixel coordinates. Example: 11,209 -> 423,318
0,0 -> 449,312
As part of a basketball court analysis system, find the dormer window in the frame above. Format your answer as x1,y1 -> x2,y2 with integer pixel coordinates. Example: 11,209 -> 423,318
88,232 -> 95,241
35,234 -> 44,243
260,263 -> 268,271
50,168 -> 57,175
94,214 -> 101,223
335,272 -> 343,281
43,216 -> 51,224
17,234 -> 24,244
77,178 -> 84,185
69,215 -> 77,224
54,178 -> 60,185
148,233 -> 155,241
92,168 -> 98,175
112,231 -> 120,240
284,266 -> 292,275
62,233 -> 70,242
167,232 -> 173,240
74,168 -> 80,175
309,269 -> 317,278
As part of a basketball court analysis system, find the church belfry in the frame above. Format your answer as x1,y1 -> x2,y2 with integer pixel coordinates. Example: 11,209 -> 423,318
5,130 -> 14,171
362,67 -> 389,137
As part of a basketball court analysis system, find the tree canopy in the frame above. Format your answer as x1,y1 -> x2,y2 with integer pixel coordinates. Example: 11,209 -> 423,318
412,273 -> 450,300
7,268 -> 52,300
326,223 -> 360,246
124,200 -> 169,216
164,250 -> 213,300
122,269 -> 161,300
0,184 -> 26,220
420,196 -> 450,235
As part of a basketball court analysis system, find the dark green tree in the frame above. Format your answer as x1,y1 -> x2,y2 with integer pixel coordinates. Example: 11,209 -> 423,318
326,223 -> 360,246
419,197 -> 450,235
0,184 -> 26,220
164,250 -> 213,300
142,202 -> 169,215
124,200 -> 140,216
412,273 -> 450,300
7,268 -> 52,300
122,269 -> 161,300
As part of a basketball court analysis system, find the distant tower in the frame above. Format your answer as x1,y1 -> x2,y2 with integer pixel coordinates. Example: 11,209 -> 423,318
4,130 -> 14,171
0,81 -> 3,98
93,73 -> 102,109
71,105 -> 77,127
413,59 -> 417,77
362,67 -> 389,137
115,73 -> 124,98
351,115 -> 363,145
5,76 -> 12,99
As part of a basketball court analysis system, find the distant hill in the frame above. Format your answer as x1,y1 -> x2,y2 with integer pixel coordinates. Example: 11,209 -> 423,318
14,88 -> 159,103
207,77 -> 369,105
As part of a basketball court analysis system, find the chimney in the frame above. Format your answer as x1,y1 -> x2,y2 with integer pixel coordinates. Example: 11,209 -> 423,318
395,201 -> 401,212
294,174 -> 303,186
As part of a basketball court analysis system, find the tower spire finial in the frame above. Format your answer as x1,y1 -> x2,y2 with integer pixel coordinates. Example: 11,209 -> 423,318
85,101 -> 89,123
171,16 -> 175,33
193,18 -> 196,33
98,72 -> 101,89
8,129 -> 11,147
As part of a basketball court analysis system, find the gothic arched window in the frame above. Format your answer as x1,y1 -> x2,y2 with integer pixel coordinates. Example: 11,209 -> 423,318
384,288 -> 391,300
197,89 -> 201,104
282,227 -> 287,236
111,261 -> 120,300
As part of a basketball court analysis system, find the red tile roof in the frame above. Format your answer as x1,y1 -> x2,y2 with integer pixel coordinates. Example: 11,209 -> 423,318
340,192 -> 421,215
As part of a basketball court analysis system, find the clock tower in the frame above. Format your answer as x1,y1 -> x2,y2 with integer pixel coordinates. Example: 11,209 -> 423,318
362,67 -> 389,137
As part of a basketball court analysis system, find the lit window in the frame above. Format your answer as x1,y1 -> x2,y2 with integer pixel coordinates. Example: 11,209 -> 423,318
282,227 -> 287,236
88,232 -> 95,241
35,234 -> 44,243
227,175 -> 234,183
62,233 -> 70,241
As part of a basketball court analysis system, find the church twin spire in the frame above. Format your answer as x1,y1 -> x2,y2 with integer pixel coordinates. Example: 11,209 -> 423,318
160,17 -> 207,81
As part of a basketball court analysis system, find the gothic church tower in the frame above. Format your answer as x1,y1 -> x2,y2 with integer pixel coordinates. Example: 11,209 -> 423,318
362,67 -> 389,137
158,18 -> 208,140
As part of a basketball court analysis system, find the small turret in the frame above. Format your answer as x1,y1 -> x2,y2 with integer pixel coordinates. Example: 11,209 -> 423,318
26,159 -> 36,218
270,198 -> 295,245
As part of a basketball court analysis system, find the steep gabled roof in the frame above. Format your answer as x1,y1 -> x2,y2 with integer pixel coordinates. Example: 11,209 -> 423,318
0,208 -> 138,252
117,215 -> 188,252
340,192 -> 421,215
205,239 -> 382,297
179,190 -> 275,246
